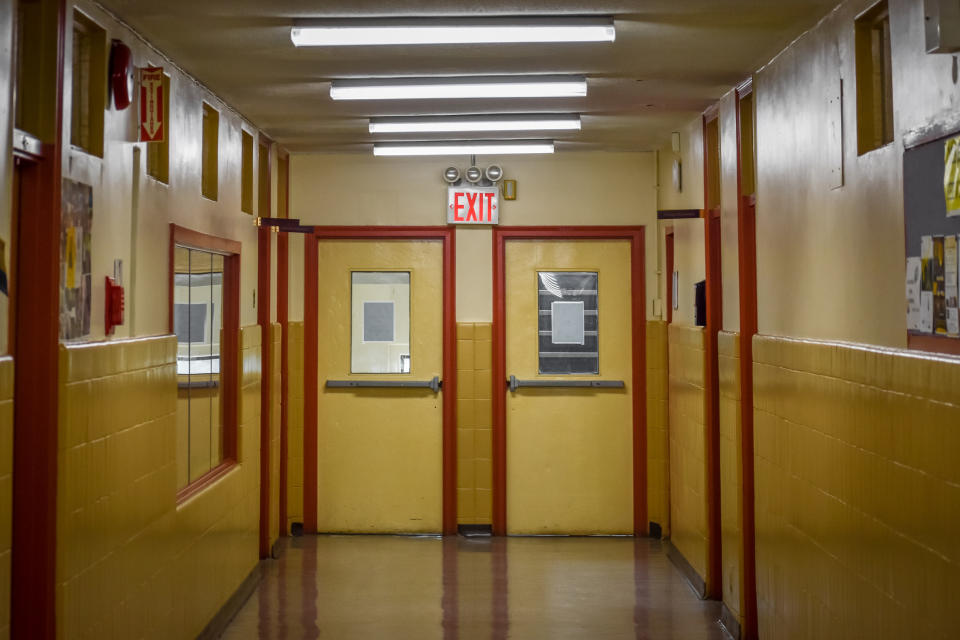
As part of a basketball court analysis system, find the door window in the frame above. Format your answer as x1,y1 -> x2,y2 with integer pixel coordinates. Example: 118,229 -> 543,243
351,271 -> 411,373
538,271 -> 599,374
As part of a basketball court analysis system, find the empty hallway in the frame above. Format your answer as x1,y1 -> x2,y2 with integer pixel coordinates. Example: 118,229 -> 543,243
221,536 -> 728,640
1,0 -> 959,639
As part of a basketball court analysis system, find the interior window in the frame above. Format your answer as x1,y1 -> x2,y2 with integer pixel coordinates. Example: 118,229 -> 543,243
70,10 -> 106,156
174,245 -> 225,487
855,1 -> 894,154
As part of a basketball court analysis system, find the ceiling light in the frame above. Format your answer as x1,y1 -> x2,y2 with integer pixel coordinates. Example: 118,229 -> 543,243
331,77 -> 587,101
291,18 -> 615,47
369,114 -> 581,134
373,141 -> 555,157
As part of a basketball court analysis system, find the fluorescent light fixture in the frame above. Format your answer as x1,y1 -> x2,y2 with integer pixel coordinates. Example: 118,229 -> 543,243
373,141 -> 555,157
291,18 -> 615,47
369,114 -> 581,134
331,76 -> 587,101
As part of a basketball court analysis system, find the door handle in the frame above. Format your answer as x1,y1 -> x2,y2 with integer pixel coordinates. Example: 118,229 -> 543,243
326,375 -> 441,393
507,375 -> 625,392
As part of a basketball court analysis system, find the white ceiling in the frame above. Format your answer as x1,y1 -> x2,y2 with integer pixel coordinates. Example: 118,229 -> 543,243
97,0 -> 840,153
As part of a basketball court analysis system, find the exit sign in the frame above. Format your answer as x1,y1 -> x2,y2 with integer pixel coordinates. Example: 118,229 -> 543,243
447,187 -> 499,225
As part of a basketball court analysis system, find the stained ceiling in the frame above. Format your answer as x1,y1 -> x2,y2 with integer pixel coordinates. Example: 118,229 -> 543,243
96,0 -> 840,153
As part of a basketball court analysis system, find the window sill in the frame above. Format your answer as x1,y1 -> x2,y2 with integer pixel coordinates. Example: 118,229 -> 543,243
176,459 -> 238,505
177,379 -> 220,390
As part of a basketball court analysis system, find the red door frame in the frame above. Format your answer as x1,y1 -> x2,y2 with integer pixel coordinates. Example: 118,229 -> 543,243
703,109 -> 723,599
277,150 -> 290,536
736,79 -> 759,639
302,226 -> 458,535
11,1 -> 66,636
491,226 -> 648,536
257,137 -> 273,559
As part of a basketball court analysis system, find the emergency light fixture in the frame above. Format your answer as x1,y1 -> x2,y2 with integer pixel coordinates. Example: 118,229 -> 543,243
369,114 -> 581,134
291,18 -> 615,47
374,141 -> 554,156
331,76 -> 587,101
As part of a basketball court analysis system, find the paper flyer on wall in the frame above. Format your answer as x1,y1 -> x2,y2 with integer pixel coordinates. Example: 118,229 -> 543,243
933,236 -> 947,334
920,235 -> 934,333
946,235 -> 959,336
906,256 -> 922,331
946,135 -> 960,217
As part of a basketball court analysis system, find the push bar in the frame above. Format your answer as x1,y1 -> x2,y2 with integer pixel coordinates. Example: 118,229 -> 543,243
326,375 -> 441,393
508,375 -> 625,392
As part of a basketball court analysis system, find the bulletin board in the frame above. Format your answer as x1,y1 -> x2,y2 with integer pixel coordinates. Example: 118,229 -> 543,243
903,130 -> 960,354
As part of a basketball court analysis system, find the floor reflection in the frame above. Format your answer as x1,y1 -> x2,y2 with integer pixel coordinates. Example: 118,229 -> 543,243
223,535 -> 727,639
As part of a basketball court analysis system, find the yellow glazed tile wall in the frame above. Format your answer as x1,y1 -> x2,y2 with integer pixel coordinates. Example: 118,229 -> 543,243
753,335 -> 960,639
270,323 -> 281,545
457,323 -> 493,525
56,330 -> 261,639
285,321 -> 304,532
646,321 -> 669,533
717,332 -> 742,624
0,357 -> 12,640
667,324 -> 708,580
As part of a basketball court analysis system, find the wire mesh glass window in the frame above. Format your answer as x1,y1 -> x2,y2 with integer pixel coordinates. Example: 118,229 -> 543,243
538,271 -> 599,375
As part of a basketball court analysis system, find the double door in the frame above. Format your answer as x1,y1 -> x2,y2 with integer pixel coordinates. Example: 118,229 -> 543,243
309,231 -> 643,536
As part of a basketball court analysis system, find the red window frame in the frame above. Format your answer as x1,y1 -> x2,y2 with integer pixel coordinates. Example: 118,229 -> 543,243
169,223 -> 242,503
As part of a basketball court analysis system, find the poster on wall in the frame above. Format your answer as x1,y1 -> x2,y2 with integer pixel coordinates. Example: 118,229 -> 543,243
946,135 -> 960,217
906,256 -> 922,331
920,236 -> 934,333
60,178 -> 93,340
933,235 -> 947,334
946,235 -> 959,336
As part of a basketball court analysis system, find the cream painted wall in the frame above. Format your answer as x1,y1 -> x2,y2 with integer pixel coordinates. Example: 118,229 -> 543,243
657,118 -> 705,212
63,1 -> 276,341
718,91 -> 741,332
671,219 -> 707,327
289,152 -> 659,322
755,0 -> 960,346
657,117 -> 708,328
288,232 -> 305,322
455,226 -> 492,322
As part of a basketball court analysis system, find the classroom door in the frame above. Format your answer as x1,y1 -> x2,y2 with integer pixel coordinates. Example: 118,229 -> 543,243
504,239 -> 635,534
315,239 -> 445,533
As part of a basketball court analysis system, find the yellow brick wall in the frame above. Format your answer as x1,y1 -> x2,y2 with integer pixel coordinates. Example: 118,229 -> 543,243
0,357 -> 12,640
667,324 -> 708,580
56,330 -> 260,638
270,322 -> 281,545
285,321 -> 304,531
457,323 -> 493,525
754,335 -> 960,639
718,331 -> 742,624
646,321 -> 669,534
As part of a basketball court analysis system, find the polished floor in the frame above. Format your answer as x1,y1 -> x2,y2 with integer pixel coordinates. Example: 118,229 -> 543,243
221,535 -> 728,640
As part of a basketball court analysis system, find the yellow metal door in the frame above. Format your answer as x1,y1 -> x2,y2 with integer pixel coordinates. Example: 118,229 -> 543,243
505,240 -> 634,534
316,239 -> 444,533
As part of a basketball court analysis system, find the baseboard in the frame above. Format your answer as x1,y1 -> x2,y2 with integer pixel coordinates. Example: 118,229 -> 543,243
719,602 -> 742,640
196,562 -> 262,640
664,540 -> 707,599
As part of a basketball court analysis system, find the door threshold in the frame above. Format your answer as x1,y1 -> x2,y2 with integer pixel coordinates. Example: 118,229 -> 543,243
506,534 -> 635,538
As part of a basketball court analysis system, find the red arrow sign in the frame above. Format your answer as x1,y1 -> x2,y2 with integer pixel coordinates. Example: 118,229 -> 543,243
139,67 -> 165,143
